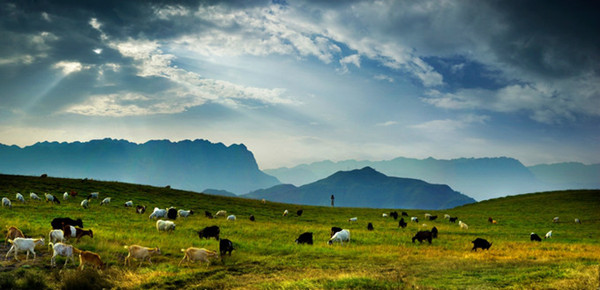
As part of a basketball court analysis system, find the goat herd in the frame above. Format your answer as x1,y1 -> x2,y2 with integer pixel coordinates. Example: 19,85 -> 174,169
1,191 -> 582,272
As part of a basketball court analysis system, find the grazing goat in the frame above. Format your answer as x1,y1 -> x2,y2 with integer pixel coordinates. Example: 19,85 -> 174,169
124,200 -> 133,207
205,211 -> 213,219
51,217 -> 83,229
389,211 -> 399,220
227,215 -> 236,221
5,226 -> 25,245
249,215 -> 255,222
459,221 -> 469,230
49,229 -> 65,243
124,245 -> 161,267
2,197 -> 11,208
330,227 -> 342,238
149,207 -> 167,219
411,217 -> 419,223
401,211 -> 408,217
449,217 -> 458,223
179,247 -> 219,267
545,231 -> 553,239
530,232 -> 542,242
45,193 -> 60,204
30,192 -> 41,200
398,218 -> 407,228
156,220 -> 176,233
78,250 -> 105,270
100,197 -> 111,205
219,239 -> 234,259
198,226 -> 220,240
424,213 -> 432,219
382,213 -> 388,218
431,226 -> 438,238
6,237 -> 45,261
62,225 -> 93,242
553,217 -> 559,223
136,205 -> 146,214
16,193 -> 25,203
444,214 -> 451,219
295,232 -> 313,245
412,231 -> 432,244
49,242 -> 78,268
215,210 -> 227,218
261,198 -> 266,204
178,209 -> 193,218
367,222 -> 374,231
348,217 -> 358,222
328,229 -> 350,246
575,218 -> 581,224
80,199 -> 89,209
63,192 -> 69,200
88,192 -> 99,199
167,207 -> 178,220
283,210 -> 289,216
471,238 -> 492,251
297,209 -> 303,216
428,215 -> 438,221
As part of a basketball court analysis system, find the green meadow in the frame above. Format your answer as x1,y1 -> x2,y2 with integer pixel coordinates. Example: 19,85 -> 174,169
0,174 -> 599,289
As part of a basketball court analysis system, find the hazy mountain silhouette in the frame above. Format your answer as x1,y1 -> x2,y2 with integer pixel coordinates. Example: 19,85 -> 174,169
0,138 -> 279,194
244,167 -> 476,209
264,157 -> 599,201
202,188 -> 238,197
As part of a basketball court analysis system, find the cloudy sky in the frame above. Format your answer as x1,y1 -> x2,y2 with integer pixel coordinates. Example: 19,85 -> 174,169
1,0 -> 599,169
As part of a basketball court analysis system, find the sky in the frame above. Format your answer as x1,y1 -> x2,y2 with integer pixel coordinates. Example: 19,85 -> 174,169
1,0 -> 599,169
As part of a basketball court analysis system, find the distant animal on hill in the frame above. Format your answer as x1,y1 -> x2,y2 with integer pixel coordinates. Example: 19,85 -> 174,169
328,229 -> 350,246
367,222 -> 374,231
5,226 -> 25,245
295,232 -> 313,245
100,197 -> 111,205
30,192 -> 41,200
197,226 -> 220,240
424,213 -> 432,219
124,245 -> 161,267
149,207 -> 167,219
459,221 -> 469,230
220,239 -> 234,259
2,197 -> 11,208
297,209 -> 303,216
390,211 -> 399,220
401,211 -> 408,217
471,238 -> 492,251
178,209 -> 193,218
156,220 -> 176,233
330,227 -> 343,238
449,217 -> 458,223
16,193 -> 24,203
382,213 -> 388,218
6,237 -> 45,261
136,205 -> 146,214
167,207 -> 178,220
530,233 -> 542,242
545,231 -> 553,239
227,215 -> 236,221
80,199 -> 89,209
553,217 -> 559,223
205,211 -> 213,219
87,192 -> 99,199
78,250 -> 105,270
431,226 -> 438,238
178,247 -> 218,267
412,231 -> 432,244
574,218 -> 581,224
215,210 -> 227,218
348,217 -> 357,222
398,218 -> 407,228
249,215 -> 255,222
428,215 -> 438,221
51,217 -> 83,230
283,210 -> 289,216
124,200 -> 133,207
444,214 -> 450,219
49,242 -> 78,268
411,217 -> 418,223
45,193 -> 60,204
63,192 -> 69,200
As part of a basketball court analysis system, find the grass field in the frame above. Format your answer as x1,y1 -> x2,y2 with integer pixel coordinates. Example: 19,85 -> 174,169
0,174 -> 599,289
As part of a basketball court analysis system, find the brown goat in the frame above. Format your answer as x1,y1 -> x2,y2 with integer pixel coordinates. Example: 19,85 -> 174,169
5,226 -> 25,245
78,250 -> 105,270
62,225 -> 93,242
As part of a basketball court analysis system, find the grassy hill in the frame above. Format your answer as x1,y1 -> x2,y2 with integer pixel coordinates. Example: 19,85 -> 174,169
0,174 -> 598,289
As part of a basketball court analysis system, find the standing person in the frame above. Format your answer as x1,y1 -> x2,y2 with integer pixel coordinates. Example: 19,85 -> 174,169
330,194 -> 335,207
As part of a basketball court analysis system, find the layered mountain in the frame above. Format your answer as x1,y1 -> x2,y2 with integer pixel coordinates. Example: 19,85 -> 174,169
0,139 -> 279,194
264,157 -> 569,201
244,167 -> 476,209
528,162 -> 600,190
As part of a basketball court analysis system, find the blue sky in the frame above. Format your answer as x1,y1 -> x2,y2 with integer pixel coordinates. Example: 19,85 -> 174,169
1,0 -> 599,169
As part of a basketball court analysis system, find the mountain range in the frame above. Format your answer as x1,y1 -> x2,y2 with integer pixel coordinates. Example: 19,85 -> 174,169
243,166 -> 476,209
0,138 -> 279,194
264,157 -> 600,201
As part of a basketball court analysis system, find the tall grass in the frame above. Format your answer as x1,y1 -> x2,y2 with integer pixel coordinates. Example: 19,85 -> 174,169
0,174 -> 599,289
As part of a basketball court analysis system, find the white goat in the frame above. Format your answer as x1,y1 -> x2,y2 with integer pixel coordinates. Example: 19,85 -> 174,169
124,245 -> 161,267
348,217 -> 358,222
100,197 -> 111,205
16,193 -> 25,203
178,247 -> 218,267
459,221 -> 469,230
177,209 -> 193,218
283,210 -> 289,216
49,242 -> 77,268
45,193 -> 54,202
149,207 -> 167,219
49,229 -> 65,243
63,192 -> 69,200
81,199 -> 89,209
328,229 -> 350,246
382,213 -> 388,217
156,220 -> 176,233
411,217 -> 419,222
215,210 -> 227,218
6,237 -> 45,261
89,192 -> 99,199
545,230 -> 553,239
30,192 -> 41,200
2,197 -> 11,208
553,217 -> 559,223
124,200 -> 133,207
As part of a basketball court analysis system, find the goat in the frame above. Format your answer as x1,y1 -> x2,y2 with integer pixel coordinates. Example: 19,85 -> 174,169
149,207 -> 167,219
51,217 -> 83,229
49,229 -> 65,244
16,193 -> 25,203
348,217 -> 358,222
125,200 -> 133,207
215,210 -> 227,218
2,197 -> 11,208
6,237 -> 45,261
49,242 -> 79,268
100,197 -> 111,205
78,250 -> 105,270
124,245 -> 161,267
30,192 -> 41,200
328,229 -> 350,246
136,205 -> 146,214
5,226 -> 25,245
156,220 -> 176,233
178,209 -> 193,218
178,247 -> 219,267
459,221 -> 469,230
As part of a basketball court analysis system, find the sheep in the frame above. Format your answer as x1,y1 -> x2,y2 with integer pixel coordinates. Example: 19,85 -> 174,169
6,237 -> 45,261
553,217 -> 559,223
197,226 -> 220,240
348,217 -> 358,222
149,207 -> 167,219
80,199 -> 89,209
156,220 -> 176,233
2,197 -> 11,208
178,247 -> 219,267
459,221 -> 469,230
215,210 -> 227,218
124,245 -> 161,267
328,229 -> 350,246
78,250 -> 105,270
30,192 -> 41,200
49,242 -> 78,268
100,197 -> 111,205
16,193 -> 24,203
178,209 -> 194,218
49,229 -> 65,244
227,215 -> 236,221
51,217 -> 83,229
283,210 -> 289,216
124,200 -> 133,207
136,205 -> 146,214
545,230 -> 553,239
411,217 -> 419,223
63,192 -> 69,200
5,226 -> 25,245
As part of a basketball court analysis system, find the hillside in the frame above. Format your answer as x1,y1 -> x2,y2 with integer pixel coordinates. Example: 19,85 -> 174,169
0,138 -> 280,194
0,174 -> 598,289
244,167 -> 476,209
265,157 -> 600,201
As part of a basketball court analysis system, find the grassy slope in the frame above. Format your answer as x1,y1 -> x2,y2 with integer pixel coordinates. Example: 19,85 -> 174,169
0,174 -> 599,289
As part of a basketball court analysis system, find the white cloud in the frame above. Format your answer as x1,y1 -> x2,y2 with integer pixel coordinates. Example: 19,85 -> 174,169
376,121 -> 397,127
53,61 -> 87,75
